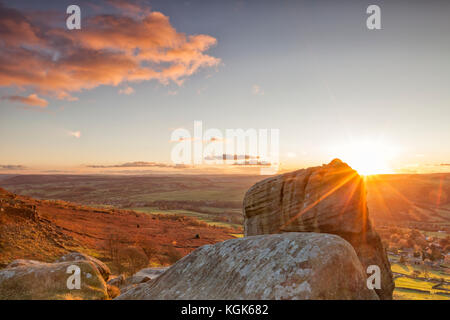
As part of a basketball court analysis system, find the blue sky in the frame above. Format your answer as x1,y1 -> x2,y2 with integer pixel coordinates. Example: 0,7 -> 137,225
1,0 -> 449,174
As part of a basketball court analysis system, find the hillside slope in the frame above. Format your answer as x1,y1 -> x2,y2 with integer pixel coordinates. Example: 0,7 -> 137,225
0,188 -> 238,269
366,174 -> 450,230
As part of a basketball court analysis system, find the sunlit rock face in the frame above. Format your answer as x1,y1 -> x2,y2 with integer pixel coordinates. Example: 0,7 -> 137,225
116,233 -> 378,300
243,159 -> 394,300
0,259 -> 108,300
55,252 -> 111,282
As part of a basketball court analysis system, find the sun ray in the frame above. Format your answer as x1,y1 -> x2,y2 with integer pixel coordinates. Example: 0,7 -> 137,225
339,174 -> 361,216
331,139 -> 398,175
365,175 -> 395,222
371,175 -> 425,222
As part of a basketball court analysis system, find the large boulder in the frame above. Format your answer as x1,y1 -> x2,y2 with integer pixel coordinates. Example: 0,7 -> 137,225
6,259 -> 45,268
243,159 -> 394,299
55,252 -> 111,281
125,267 -> 169,285
0,260 -> 108,300
115,267 -> 169,295
116,233 -> 378,300
107,274 -> 126,288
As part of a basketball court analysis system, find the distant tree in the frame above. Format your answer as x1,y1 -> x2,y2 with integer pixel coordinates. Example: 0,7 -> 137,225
117,246 -> 149,275
430,246 -> 443,261
409,229 -> 422,239
439,237 -> 449,248
389,227 -> 400,234
422,263 -> 431,279
444,244 -> 450,254
107,233 -> 121,262
399,239 -> 409,250
390,234 -> 400,243
165,245 -> 183,264
406,237 -> 415,248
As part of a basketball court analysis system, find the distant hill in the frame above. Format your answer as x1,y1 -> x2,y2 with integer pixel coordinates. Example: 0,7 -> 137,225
366,173 -> 450,230
0,174 -> 262,206
1,173 -> 449,233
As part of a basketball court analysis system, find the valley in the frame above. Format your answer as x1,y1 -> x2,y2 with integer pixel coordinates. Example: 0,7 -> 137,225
1,172 -> 449,299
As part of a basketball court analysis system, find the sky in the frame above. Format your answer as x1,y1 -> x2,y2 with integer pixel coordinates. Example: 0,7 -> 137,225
0,0 -> 450,175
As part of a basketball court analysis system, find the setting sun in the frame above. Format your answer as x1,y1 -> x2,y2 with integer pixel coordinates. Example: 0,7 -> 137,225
332,140 -> 398,176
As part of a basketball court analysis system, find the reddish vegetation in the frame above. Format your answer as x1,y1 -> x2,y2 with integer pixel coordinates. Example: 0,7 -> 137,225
0,188 -> 239,269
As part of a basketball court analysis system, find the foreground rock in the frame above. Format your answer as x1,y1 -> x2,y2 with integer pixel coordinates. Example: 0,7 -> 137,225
6,259 -> 45,268
107,274 -> 126,288
117,233 -> 378,300
125,267 -> 169,285
55,252 -> 111,281
243,159 -> 394,299
0,260 -> 108,300
112,267 -> 169,294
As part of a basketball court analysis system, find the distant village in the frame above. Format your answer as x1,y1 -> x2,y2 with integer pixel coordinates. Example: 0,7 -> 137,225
379,227 -> 449,279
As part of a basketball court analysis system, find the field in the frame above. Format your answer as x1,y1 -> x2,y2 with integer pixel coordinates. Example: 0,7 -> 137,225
389,255 -> 450,300
128,207 -> 243,229
391,262 -> 449,282
394,288 -> 449,300
393,278 -> 449,300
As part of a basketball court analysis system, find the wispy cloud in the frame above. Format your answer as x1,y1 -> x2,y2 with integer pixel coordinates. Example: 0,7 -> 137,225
197,86 -> 207,95
3,94 -> 48,108
119,86 -> 135,95
204,154 -> 271,166
86,161 -> 189,169
252,84 -> 264,96
68,131 -> 81,138
0,164 -> 26,170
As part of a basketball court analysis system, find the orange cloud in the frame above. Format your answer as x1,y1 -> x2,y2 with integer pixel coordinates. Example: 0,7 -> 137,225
3,94 -> 48,108
0,2 -> 220,106
0,4 -> 42,46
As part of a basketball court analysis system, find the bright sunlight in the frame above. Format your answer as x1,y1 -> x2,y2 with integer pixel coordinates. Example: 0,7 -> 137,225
331,139 -> 398,176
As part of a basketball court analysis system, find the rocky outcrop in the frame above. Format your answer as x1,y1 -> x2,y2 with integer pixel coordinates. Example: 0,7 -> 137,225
0,259 -> 108,300
0,188 -> 80,268
109,267 -> 169,295
6,259 -> 45,268
243,159 -> 394,299
116,233 -> 378,300
133,267 -> 168,281
55,252 -> 111,281
125,267 -> 169,285
107,274 -> 126,288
